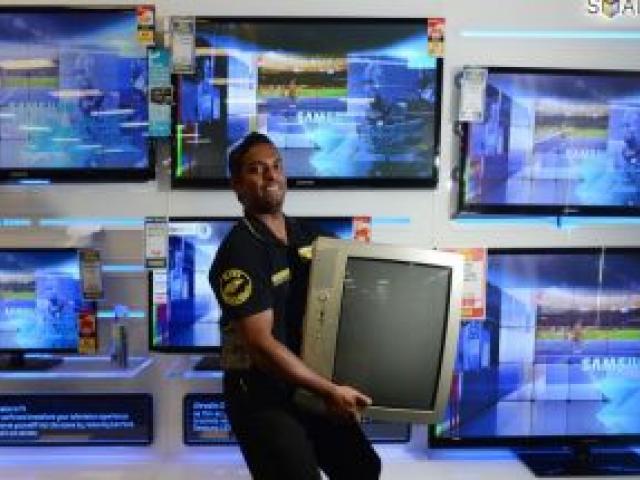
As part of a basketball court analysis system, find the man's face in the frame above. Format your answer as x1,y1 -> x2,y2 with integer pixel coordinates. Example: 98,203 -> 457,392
232,142 -> 287,214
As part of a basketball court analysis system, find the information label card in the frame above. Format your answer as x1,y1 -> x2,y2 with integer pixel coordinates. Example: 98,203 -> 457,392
0,394 -> 153,445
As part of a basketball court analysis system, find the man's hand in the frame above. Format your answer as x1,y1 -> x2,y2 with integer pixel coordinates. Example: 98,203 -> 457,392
324,384 -> 372,422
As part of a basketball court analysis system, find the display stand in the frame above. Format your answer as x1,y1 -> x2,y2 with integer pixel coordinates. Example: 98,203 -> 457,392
0,355 -> 153,380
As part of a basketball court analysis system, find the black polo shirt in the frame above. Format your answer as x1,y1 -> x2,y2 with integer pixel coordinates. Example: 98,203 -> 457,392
210,215 -> 321,371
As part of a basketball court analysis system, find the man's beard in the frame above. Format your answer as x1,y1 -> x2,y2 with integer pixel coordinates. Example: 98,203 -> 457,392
240,192 -> 285,215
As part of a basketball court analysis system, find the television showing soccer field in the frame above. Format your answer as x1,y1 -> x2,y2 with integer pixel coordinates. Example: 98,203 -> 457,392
173,18 -> 442,188
432,247 -> 640,443
458,67 -> 640,216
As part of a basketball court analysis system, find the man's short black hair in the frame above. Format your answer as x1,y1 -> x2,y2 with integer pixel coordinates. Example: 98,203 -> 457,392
228,132 -> 275,178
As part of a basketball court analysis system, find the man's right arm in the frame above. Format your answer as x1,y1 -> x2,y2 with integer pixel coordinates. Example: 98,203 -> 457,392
237,308 -> 371,420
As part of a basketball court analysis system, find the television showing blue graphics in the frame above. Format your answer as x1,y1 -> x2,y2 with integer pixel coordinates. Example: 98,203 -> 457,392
0,249 -> 81,352
173,18 -> 442,188
150,217 -> 359,352
459,68 -> 640,216
0,7 -> 151,181
431,248 -> 640,447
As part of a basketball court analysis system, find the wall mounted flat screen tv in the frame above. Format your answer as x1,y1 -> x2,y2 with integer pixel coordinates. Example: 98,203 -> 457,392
0,249 -> 82,370
173,17 -> 442,188
458,67 -> 640,216
430,247 -> 640,476
149,216 -> 366,369
0,7 -> 152,182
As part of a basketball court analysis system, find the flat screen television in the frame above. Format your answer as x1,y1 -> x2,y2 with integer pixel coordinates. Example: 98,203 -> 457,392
0,248 -> 82,370
149,216 -> 366,369
172,17 -> 442,188
297,237 -> 463,423
458,67 -> 640,216
429,247 -> 640,476
0,6 -> 152,182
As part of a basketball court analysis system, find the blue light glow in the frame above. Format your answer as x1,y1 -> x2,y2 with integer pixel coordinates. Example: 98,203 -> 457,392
453,215 -> 559,226
0,218 -> 32,227
427,448 -> 516,460
461,30 -> 640,40
102,264 -> 145,273
97,310 -> 145,319
38,217 -> 145,227
560,217 -> 640,227
372,216 -> 412,225
16,179 -> 51,185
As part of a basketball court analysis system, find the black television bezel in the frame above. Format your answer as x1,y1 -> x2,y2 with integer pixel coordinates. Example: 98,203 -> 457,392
148,215 -> 358,353
0,5 -> 155,183
457,66 -> 640,217
428,246 -> 640,449
170,16 -> 443,190
0,247 -> 82,356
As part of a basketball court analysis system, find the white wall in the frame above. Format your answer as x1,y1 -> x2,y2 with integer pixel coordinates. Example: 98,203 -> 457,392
0,0 -> 639,476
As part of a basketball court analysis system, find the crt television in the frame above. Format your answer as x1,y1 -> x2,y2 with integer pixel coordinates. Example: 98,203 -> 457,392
149,216 -> 368,368
429,247 -> 640,476
458,67 -> 640,216
0,6 -> 152,182
172,17 -> 442,188
298,237 -> 463,423
0,248 -> 83,369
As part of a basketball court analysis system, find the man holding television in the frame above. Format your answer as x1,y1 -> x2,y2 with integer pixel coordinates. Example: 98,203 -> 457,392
209,132 -> 381,480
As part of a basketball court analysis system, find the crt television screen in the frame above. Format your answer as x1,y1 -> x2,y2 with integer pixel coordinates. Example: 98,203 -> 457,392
334,257 -> 452,410
150,217 -> 363,351
432,248 -> 640,444
173,18 -> 442,188
459,68 -> 640,215
0,7 -> 150,181
0,249 -> 82,351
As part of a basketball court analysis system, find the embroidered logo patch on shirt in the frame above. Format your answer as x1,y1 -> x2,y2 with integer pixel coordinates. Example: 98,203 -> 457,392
298,245 -> 313,260
271,267 -> 291,286
220,269 -> 252,306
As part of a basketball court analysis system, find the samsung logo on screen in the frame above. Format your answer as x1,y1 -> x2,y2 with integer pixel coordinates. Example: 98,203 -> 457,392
587,0 -> 640,17
582,356 -> 640,372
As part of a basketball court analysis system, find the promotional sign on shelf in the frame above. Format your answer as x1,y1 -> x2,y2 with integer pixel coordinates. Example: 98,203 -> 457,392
427,18 -> 445,58
458,67 -> 488,123
145,217 -> 168,269
148,48 -> 172,137
79,249 -> 103,301
170,16 -> 196,74
136,5 -> 155,46
442,247 -> 487,320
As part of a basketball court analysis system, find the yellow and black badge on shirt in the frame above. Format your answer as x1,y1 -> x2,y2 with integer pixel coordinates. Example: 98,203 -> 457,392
220,269 -> 252,306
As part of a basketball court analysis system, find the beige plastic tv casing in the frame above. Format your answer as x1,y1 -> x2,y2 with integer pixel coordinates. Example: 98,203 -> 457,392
297,237 -> 463,424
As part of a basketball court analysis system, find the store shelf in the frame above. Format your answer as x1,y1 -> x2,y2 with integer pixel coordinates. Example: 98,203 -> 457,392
164,356 -> 223,380
0,356 -> 153,380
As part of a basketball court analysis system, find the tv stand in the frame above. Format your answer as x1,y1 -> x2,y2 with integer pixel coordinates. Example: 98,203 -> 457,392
193,354 -> 221,371
0,353 -> 63,371
517,444 -> 640,477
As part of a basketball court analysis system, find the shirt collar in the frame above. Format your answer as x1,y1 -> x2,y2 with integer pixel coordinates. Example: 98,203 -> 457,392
243,213 -> 293,247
